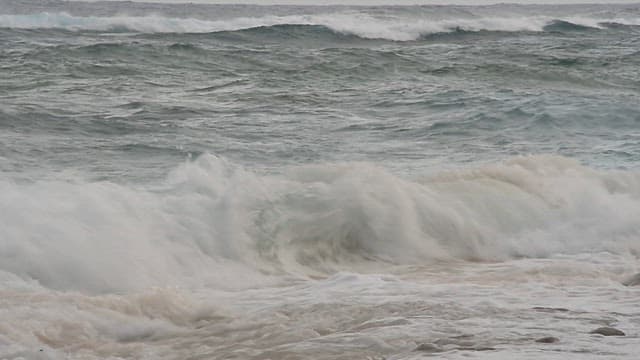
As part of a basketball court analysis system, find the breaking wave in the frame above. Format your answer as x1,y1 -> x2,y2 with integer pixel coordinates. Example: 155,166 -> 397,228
1,154 -> 639,293
543,19 -> 599,32
2,12 -> 640,40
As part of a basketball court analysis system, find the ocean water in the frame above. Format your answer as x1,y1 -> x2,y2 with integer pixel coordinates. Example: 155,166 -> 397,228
1,0 -> 640,358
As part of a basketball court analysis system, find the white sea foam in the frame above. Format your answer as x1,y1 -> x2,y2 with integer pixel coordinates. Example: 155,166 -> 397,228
1,12 -> 640,40
0,286 -> 225,359
1,154 -> 639,294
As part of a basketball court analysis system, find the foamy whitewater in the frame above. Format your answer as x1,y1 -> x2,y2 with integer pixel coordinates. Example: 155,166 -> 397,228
1,0 -> 640,358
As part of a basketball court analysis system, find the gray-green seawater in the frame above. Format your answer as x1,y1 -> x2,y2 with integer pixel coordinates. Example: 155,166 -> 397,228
2,1 -> 640,181
1,1 -> 640,359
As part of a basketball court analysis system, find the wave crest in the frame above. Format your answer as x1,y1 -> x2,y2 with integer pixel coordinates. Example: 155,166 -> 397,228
2,12 -> 640,41
1,154 -> 640,292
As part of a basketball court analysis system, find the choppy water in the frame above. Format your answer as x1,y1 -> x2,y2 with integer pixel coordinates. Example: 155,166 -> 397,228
1,1 -> 640,359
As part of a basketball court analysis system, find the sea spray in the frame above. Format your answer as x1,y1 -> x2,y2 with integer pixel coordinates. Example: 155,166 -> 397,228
2,12 -> 640,40
2,154 -> 639,292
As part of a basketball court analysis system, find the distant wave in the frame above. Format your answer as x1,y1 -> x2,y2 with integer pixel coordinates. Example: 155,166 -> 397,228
2,12 -> 640,40
1,154 -> 639,293
598,21 -> 640,30
543,19 -> 599,32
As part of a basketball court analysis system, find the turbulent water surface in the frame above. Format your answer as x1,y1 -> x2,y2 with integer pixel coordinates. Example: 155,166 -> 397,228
1,0 -> 640,359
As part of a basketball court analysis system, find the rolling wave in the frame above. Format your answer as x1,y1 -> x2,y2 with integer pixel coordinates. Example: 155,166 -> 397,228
2,12 -> 640,40
1,154 -> 639,293
543,19 -> 599,32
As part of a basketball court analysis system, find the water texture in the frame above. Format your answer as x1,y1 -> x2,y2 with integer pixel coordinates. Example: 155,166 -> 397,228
0,1 -> 639,359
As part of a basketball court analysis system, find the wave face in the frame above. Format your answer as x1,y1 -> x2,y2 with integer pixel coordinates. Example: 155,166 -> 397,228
1,11 -> 640,40
2,155 -> 639,293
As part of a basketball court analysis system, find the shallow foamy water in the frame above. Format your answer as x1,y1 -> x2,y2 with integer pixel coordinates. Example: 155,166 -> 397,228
3,256 -> 639,359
